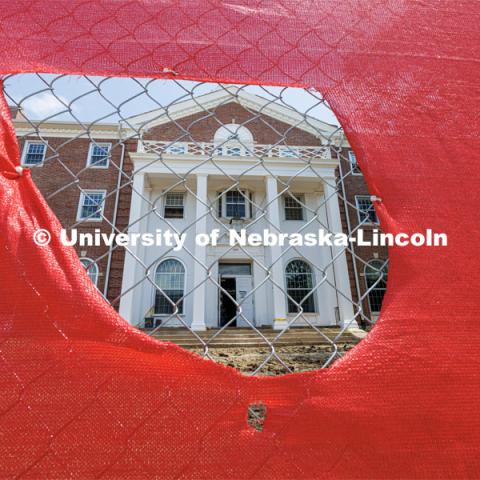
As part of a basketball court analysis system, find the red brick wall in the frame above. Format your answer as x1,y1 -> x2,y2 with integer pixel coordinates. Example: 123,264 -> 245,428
337,153 -> 388,326
144,102 -> 321,145
106,142 -> 135,307
17,136 -> 131,297
16,102 -> 385,325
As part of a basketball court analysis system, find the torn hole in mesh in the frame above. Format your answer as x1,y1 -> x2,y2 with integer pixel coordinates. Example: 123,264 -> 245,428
247,403 -> 267,431
3,74 -> 388,376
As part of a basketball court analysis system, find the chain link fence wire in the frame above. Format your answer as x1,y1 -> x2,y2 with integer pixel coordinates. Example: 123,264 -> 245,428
3,73 -> 388,375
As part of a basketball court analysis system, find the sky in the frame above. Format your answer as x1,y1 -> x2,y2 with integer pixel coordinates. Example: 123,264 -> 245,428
3,73 -> 340,127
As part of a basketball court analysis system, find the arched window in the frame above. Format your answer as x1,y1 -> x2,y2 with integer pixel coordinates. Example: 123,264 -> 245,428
365,260 -> 388,314
213,124 -> 254,156
80,257 -> 99,287
154,259 -> 185,315
285,259 -> 316,313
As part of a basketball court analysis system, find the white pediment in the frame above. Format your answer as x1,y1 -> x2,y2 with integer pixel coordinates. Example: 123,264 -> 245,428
122,86 -> 341,143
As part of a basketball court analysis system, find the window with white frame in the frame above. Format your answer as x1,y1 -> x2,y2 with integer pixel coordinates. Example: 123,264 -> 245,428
348,150 -> 361,174
218,189 -> 252,219
154,259 -> 185,315
355,195 -> 378,225
164,192 -> 185,219
285,259 -> 316,313
80,258 -> 99,287
21,141 -> 47,166
284,194 -> 305,221
365,259 -> 388,314
77,190 -> 106,221
87,142 -> 111,168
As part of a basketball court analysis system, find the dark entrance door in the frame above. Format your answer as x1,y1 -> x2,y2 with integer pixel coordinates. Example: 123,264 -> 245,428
219,277 -> 237,327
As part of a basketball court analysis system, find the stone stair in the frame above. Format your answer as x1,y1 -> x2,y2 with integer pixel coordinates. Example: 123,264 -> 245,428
146,326 -> 365,349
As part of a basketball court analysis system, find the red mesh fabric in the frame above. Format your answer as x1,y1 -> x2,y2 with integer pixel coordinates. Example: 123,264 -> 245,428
1,1 -> 479,478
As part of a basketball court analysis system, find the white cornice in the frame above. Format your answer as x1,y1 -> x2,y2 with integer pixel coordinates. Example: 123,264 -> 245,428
13,121 -> 121,139
130,152 -> 340,172
11,88 -> 350,147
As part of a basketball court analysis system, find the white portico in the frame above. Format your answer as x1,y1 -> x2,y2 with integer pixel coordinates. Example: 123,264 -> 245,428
118,88 -> 357,330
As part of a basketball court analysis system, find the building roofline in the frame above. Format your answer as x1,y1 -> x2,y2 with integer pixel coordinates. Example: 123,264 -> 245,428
12,118 -> 119,129
121,86 -> 341,141
9,87 -> 348,145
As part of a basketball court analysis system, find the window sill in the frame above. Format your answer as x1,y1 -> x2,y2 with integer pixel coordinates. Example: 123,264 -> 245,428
358,223 -> 380,228
21,162 -> 44,168
218,217 -> 253,224
76,218 -> 104,223
87,164 -> 109,169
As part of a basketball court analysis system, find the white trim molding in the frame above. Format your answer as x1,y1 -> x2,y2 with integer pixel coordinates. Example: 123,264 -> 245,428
123,86 -> 341,142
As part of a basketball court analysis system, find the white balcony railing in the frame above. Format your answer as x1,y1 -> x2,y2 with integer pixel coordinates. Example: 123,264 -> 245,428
140,140 -> 332,160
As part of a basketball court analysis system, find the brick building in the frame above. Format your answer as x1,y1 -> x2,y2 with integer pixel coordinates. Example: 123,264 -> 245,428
12,87 -> 387,329
338,153 -> 388,325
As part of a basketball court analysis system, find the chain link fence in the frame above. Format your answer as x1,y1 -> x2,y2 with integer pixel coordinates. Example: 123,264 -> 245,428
3,74 -> 388,375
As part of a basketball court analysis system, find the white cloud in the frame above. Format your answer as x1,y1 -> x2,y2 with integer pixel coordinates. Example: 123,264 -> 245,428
23,92 -> 78,119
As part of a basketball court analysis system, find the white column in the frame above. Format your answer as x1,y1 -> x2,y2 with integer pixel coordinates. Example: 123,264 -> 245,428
253,259 -> 267,327
265,176 -> 288,330
315,194 -> 339,326
119,171 -> 147,325
191,174 -> 208,331
324,178 -> 358,328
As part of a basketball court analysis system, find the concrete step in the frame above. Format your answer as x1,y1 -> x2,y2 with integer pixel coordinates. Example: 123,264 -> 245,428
146,327 -> 362,349
157,341 -> 355,348
152,333 -> 356,340
150,334 -> 356,341
148,327 -> 351,334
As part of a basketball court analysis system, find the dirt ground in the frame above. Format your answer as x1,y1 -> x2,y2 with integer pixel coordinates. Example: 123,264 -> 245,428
192,343 -> 356,375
